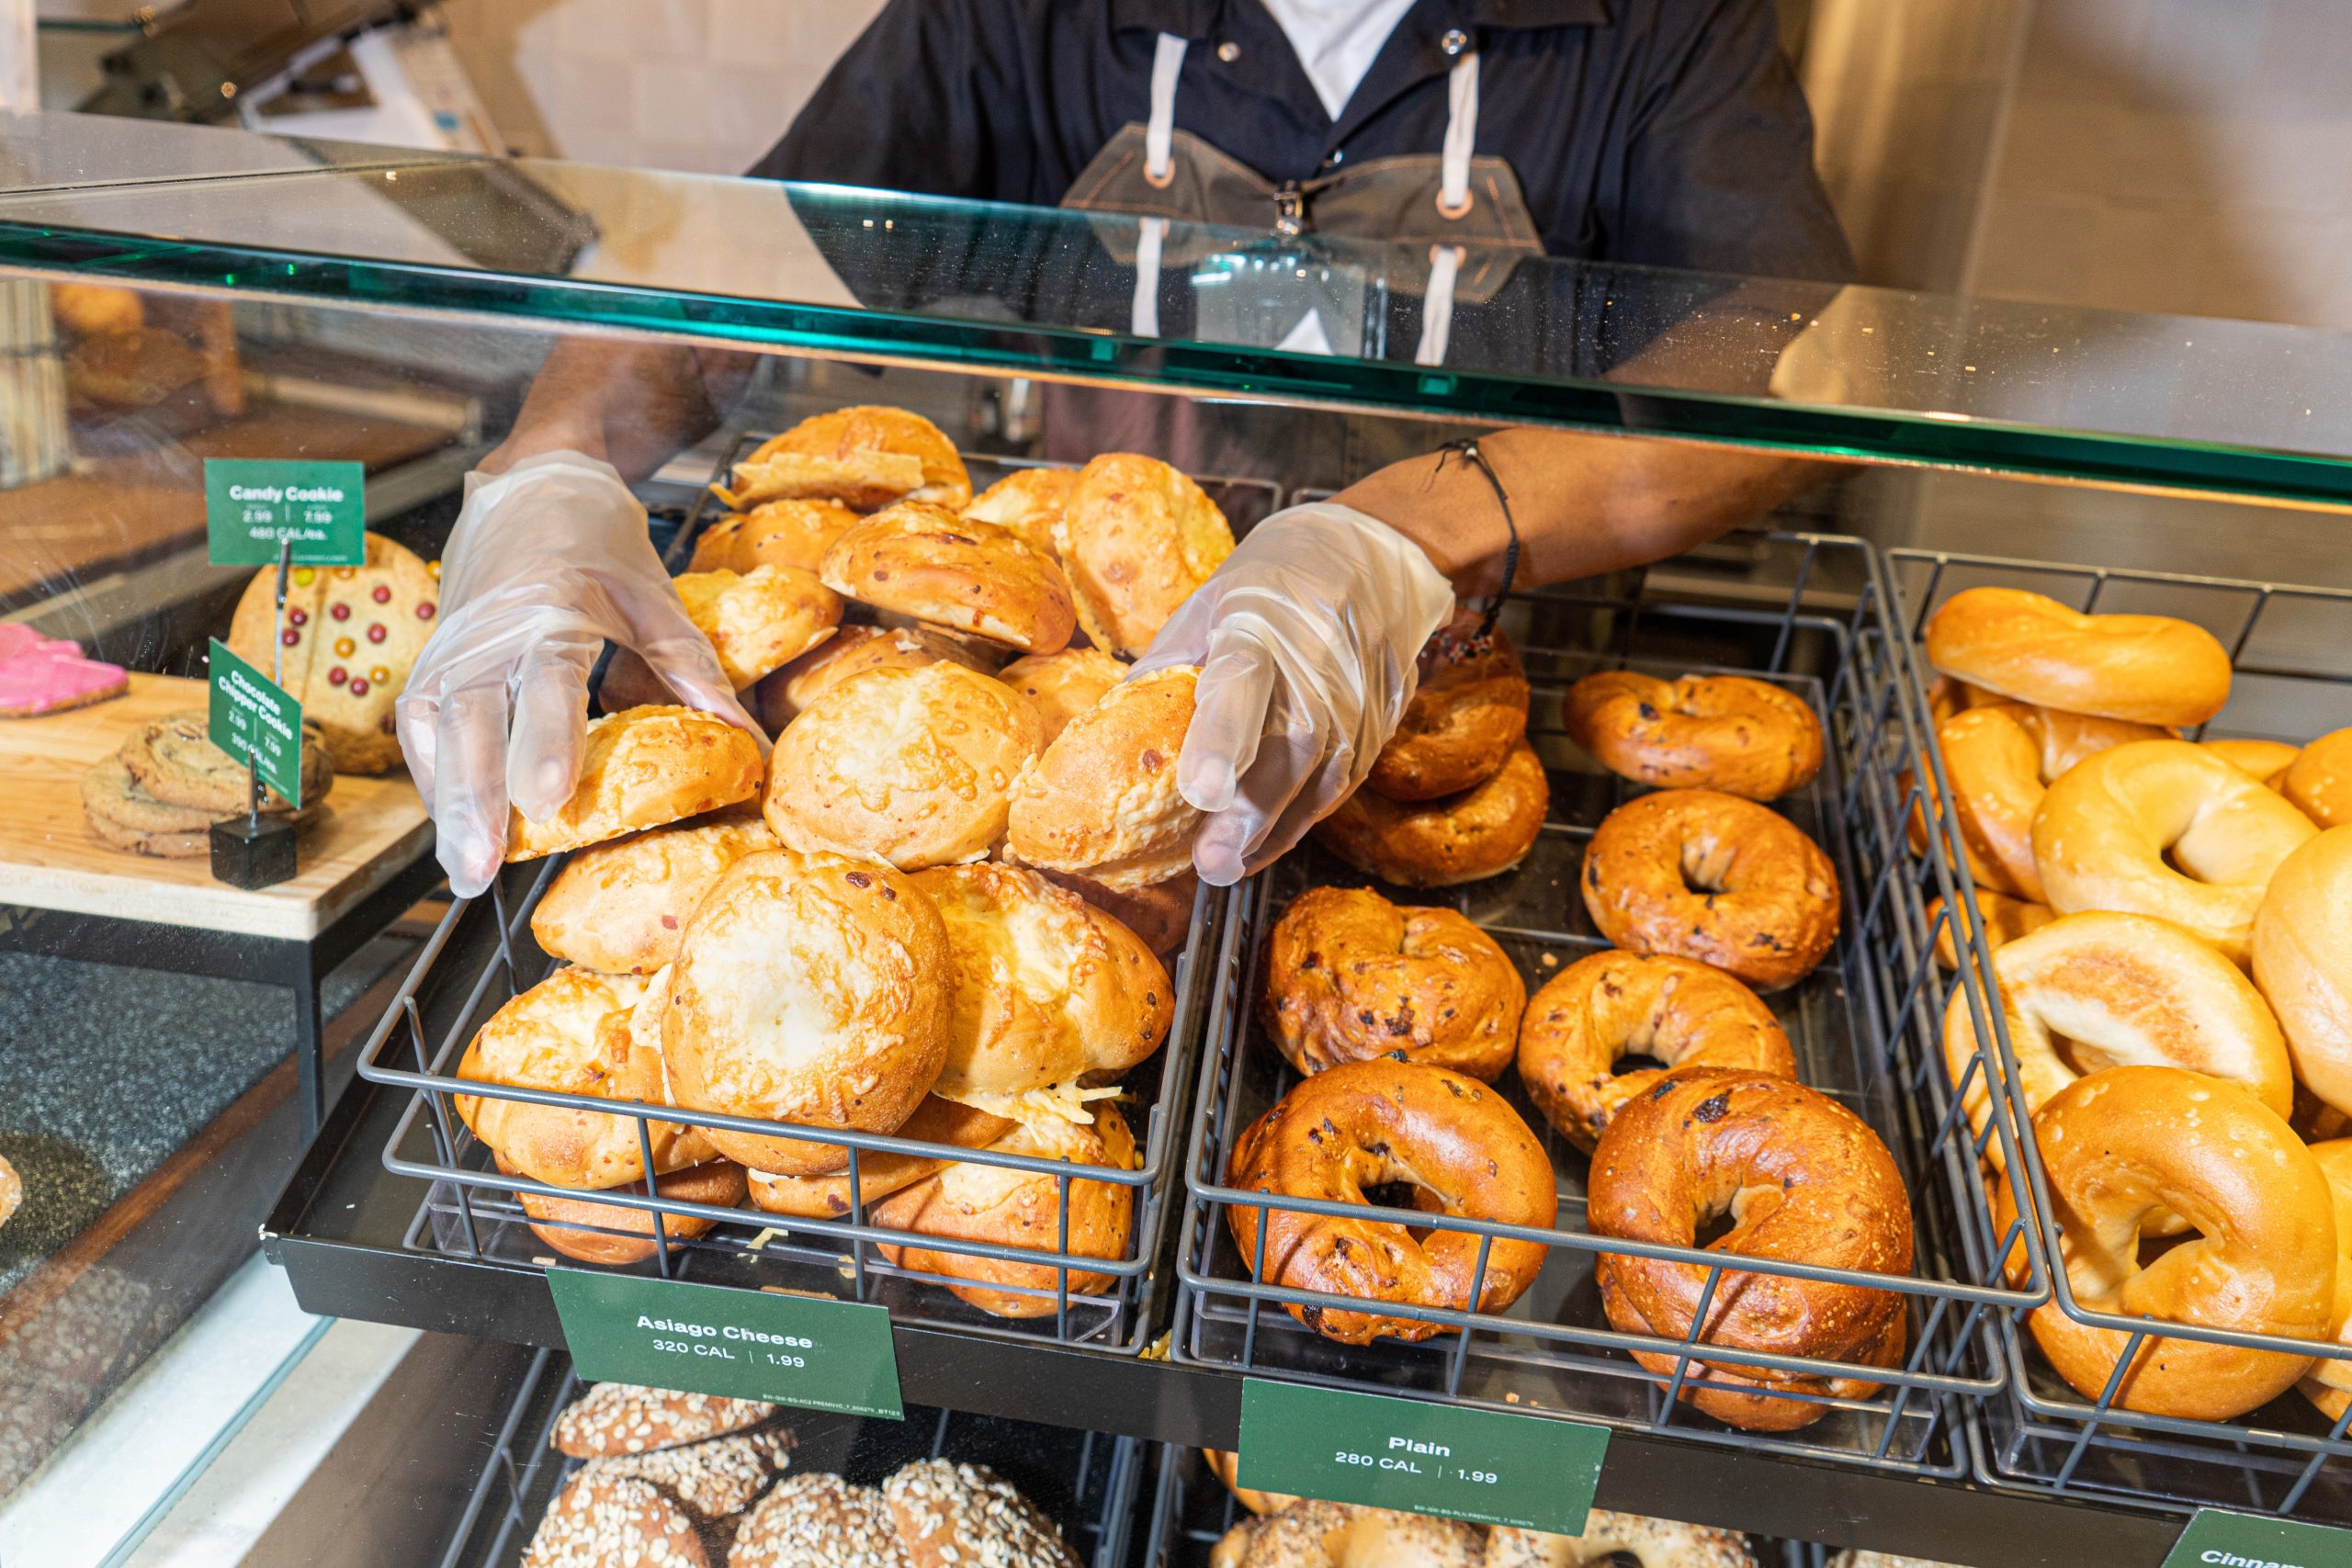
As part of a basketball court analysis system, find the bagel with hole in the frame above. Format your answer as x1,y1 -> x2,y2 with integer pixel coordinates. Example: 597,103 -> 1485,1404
2253,827 -> 2352,1118
1261,886 -> 1525,1082
1995,1066 -> 2333,1419
1005,665 -> 1202,889
2297,1139 -> 2352,1423
820,502 -> 1075,654
2031,739 -> 2316,965
1934,703 -> 2174,903
1927,888 -> 2054,971
1365,621 -> 1532,802
718,405 -> 970,512
1226,1058 -> 1555,1345
1056,454 -> 1234,656
1590,1066 -> 1913,1431
1517,951 -> 1796,1152
1940,911 -> 2293,1181
2203,737 -> 2300,786
1579,788 -> 1839,991
505,705 -> 764,862
1923,585 -> 2231,727
662,850 -> 952,1176
1561,671 -> 1823,802
1314,739 -> 1549,888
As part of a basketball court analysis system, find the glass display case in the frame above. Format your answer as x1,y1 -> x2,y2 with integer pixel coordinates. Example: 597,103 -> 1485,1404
5,107 -> 2352,1567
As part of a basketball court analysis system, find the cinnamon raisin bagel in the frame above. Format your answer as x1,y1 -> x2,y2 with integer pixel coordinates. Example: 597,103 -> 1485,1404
1314,739 -> 1548,888
1940,911 -> 2293,1178
2283,727 -> 2352,828
1935,703 -> 2175,904
1589,1067 -> 1914,1431
1365,622 -> 1531,802
1261,886 -> 1526,1082
2254,827 -> 2352,1118
1561,671 -> 1823,802
1927,889 -> 2054,971
2031,739 -> 2317,965
1579,790 -> 1839,991
1225,1058 -> 1555,1345
1923,586 -> 2232,727
1994,1066 -> 2334,1419
1209,1501 -> 1758,1568
1517,951 -> 1796,1152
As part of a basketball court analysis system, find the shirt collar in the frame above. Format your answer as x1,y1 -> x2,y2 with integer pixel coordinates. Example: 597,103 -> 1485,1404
1110,0 -> 1610,40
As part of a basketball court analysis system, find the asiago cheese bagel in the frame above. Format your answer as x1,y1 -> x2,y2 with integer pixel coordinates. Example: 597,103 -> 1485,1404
662,850 -> 952,1177
689,498 -> 860,575
673,564 -> 842,689
719,405 -> 970,512
505,705 -> 764,862
1004,665 -> 1201,889
529,813 -> 776,975
820,502 -> 1076,654
1056,455 -> 1235,656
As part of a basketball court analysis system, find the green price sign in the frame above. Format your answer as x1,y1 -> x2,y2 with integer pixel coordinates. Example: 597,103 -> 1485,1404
1236,1380 -> 1608,1537
208,638 -> 305,809
547,1269 -> 904,1420
2161,1508 -> 2352,1568
204,458 -> 366,566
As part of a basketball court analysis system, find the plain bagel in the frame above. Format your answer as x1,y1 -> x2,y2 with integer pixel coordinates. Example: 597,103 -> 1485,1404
1923,585 -> 2231,727
2253,827 -> 2352,1118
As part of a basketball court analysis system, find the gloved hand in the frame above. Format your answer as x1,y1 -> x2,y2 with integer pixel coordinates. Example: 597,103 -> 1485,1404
397,452 -> 760,898
1132,502 -> 1453,886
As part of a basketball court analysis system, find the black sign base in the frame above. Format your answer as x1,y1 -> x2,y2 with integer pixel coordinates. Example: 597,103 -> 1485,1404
211,815 -> 299,888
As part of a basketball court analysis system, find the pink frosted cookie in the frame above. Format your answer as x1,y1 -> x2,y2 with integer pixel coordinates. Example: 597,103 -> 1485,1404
0,625 -> 129,716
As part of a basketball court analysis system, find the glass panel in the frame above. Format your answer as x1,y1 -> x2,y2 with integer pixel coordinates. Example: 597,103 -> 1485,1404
0,108 -> 458,194
5,112 -> 2352,504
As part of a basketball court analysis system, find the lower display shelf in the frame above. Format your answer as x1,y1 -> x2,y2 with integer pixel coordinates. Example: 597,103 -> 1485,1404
264,1005 -> 2194,1568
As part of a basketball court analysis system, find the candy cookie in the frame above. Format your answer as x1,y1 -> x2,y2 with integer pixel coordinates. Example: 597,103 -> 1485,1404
226,532 -> 438,773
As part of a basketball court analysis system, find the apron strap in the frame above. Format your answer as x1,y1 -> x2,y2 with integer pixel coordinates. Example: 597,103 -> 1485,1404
1415,244 -> 1464,366
1131,216 -> 1168,337
1438,51 -> 1479,218
1146,33 -> 1188,186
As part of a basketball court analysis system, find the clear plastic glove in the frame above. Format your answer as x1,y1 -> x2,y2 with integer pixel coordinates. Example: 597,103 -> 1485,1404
1131,502 -> 1453,886
397,452 -> 760,898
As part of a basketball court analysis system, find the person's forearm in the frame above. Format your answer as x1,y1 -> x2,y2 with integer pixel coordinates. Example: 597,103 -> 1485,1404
1336,428 -> 1842,597
481,338 -> 753,482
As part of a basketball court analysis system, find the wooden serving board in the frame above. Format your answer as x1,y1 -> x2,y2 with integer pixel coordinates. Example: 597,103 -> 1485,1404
0,673 -> 432,942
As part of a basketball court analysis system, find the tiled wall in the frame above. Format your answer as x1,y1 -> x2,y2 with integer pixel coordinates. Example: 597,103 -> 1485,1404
438,0 -> 888,173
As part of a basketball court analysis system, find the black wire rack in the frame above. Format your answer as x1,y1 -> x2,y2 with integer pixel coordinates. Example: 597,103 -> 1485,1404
1890,547 -> 2352,1522
439,1349 -> 1147,1568
348,434 -> 1258,1352
1173,532 -> 2047,1477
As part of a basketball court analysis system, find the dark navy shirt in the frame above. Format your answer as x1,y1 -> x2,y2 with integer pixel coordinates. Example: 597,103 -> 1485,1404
755,0 -> 1853,283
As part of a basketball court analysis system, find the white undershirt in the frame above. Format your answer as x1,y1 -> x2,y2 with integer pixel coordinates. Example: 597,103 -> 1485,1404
1258,0 -> 1419,120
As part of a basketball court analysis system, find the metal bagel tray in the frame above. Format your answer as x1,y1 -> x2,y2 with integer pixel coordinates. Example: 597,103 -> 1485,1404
1890,547 -> 2352,1521
349,431 -> 1272,1354
1174,531 -> 2045,1478
438,1348 -> 1148,1568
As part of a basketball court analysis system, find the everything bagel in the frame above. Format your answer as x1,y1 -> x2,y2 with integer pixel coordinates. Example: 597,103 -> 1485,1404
1225,1059 -> 1555,1346
1579,789 -> 1840,991
1561,671 -> 1823,801
1516,951 -> 1796,1152
1589,1067 -> 1914,1431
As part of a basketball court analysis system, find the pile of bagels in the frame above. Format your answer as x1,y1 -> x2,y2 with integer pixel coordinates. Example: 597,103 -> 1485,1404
452,405 -> 1237,1318
1920,584 -> 2352,1423
1234,661 -> 1915,1432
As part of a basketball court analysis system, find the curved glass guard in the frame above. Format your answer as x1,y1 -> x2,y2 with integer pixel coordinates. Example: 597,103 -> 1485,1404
3,109 -> 2350,505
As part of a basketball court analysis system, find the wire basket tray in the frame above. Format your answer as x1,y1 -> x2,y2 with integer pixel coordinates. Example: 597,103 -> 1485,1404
1891,547 -> 2352,1521
356,848 -> 1226,1352
354,427 -> 1247,1353
1174,532 -> 2044,1478
442,1349 -> 1146,1568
